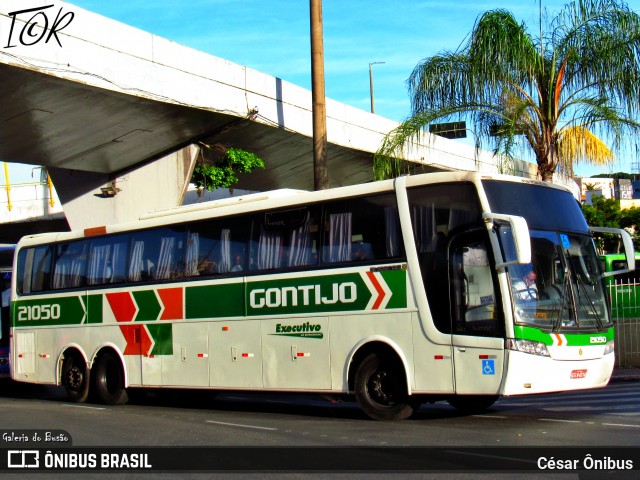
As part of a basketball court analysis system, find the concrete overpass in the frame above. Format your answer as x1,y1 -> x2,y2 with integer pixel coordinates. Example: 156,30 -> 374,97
0,1 -> 538,232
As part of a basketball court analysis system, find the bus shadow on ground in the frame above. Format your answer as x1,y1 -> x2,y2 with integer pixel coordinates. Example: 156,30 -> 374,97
1,378 -> 478,422
122,388 -> 472,422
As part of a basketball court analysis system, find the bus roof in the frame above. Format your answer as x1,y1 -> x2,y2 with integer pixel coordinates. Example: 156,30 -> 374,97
14,171 -> 572,248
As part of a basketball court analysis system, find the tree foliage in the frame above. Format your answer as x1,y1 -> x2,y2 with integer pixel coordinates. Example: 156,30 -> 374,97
376,0 -> 640,182
581,195 -> 621,227
581,194 -> 640,250
191,144 -> 265,191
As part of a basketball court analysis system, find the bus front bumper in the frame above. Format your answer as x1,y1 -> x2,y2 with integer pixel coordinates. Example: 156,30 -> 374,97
501,350 -> 615,396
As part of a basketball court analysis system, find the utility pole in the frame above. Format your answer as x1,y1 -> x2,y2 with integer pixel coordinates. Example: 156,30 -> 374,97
310,0 -> 328,190
369,61 -> 385,114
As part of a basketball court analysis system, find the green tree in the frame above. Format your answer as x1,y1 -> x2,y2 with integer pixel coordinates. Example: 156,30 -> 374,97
581,194 -> 623,252
375,0 -> 640,182
191,143 -> 265,191
620,205 -> 640,245
581,194 -> 621,227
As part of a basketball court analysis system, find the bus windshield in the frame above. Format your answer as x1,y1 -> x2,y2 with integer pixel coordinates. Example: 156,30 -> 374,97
506,230 -> 609,331
482,180 -> 609,331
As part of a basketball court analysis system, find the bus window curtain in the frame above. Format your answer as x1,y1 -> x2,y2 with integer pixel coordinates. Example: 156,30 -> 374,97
155,237 -> 175,280
384,207 -> 400,257
128,241 -> 144,282
185,232 -> 199,276
258,228 -> 283,270
52,245 -> 86,289
412,204 -> 436,253
68,244 -> 87,288
288,221 -> 311,267
110,243 -> 125,283
88,245 -> 110,285
52,259 -> 69,289
218,229 -> 232,273
328,213 -> 352,263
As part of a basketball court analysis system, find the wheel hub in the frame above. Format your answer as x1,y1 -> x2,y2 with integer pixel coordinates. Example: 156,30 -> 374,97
66,366 -> 83,390
370,370 -> 392,403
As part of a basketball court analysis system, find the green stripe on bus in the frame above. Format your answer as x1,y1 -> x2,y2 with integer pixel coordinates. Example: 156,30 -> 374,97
133,290 -> 161,321
13,270 -> 407,326
185,283 -> 245,319
147,323 -> 173,355
514,325 -> 614,346
87,294 -> 103,324
246,270 -> 407,316
13,296 -> 85,326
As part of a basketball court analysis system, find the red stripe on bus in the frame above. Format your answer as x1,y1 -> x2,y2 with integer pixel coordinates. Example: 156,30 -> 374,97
158,287 -> 183,320
366,271 -> 386,309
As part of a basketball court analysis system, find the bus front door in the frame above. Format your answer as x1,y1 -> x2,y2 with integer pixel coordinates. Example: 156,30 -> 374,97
449,232 -> 505,395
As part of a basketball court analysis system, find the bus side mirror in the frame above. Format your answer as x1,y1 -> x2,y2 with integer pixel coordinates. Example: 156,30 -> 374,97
590,226 -> 635,276
483,213 -> 531,268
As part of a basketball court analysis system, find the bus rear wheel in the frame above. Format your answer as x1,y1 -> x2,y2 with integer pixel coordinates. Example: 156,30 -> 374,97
61,354 -> 90,403
92,351 -> 128,405
354,353 -> 414,421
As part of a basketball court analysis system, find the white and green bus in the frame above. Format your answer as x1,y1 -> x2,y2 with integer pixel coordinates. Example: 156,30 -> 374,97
10,172 -> 633,420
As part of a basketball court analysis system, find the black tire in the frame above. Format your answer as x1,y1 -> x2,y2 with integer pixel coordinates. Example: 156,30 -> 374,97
61,354 -> 90,403
354,353 -> 414,421
447,395 -> 498,414
92,351 -> 128,405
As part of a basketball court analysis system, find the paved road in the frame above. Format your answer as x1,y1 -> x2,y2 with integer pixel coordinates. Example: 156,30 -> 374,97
1,379 -> 638,447
1,379 -> 638,478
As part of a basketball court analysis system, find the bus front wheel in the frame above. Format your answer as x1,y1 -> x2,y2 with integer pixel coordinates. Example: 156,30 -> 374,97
354,353 -> 413,421
61,354 -> 90,403
92,351 -> 128,405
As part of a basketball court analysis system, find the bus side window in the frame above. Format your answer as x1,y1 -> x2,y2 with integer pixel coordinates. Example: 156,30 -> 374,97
52,241 -> 88,290
186,216 -> 250,276
322,193 -> 403,265
252,207 -> 319,271
129,227 -> 185,282
87,235 -> 129,286
28,246 -> 53,293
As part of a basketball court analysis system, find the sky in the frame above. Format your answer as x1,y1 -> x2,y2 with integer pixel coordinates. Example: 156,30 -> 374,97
5,0 -> 640,182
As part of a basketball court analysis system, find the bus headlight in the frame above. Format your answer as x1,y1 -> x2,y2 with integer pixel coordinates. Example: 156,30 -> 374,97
603,340 -> 615,355
507,338 -> 550,357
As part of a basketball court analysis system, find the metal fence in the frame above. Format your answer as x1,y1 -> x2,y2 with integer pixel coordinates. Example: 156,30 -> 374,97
608,279 -> 640,367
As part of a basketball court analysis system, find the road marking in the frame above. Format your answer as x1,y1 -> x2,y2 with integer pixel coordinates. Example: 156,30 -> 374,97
471,415 -> 507,419
61,404 -> 106,410
205,420 -> 277,431
539,418 -> 581,423
537,418 -> 640,429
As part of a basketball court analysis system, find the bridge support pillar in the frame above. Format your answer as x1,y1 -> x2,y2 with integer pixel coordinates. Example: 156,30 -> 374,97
48,145 -> 199,231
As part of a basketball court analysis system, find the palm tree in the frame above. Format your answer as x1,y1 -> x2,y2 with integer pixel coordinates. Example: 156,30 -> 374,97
375,0 -> 640,182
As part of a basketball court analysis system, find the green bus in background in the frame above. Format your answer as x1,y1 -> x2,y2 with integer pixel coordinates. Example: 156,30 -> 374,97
601,252 -> 640,319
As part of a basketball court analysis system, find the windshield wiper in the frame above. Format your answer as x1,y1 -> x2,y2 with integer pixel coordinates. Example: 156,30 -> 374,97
552,271 -> 567,332
553,266 -> 577,332
575,273 -> 604,331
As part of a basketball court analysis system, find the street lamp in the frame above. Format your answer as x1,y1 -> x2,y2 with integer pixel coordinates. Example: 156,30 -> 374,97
369,61 -> 385,113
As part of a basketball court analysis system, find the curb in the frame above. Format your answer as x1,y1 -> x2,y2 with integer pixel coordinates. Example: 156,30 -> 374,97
610,369 -> 640,382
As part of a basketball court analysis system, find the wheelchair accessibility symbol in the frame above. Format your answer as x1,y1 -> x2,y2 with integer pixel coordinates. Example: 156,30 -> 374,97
482,359 -> 495,375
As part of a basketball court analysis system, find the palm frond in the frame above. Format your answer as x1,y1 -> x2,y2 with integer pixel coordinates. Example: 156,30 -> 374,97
558,125 -> 614,176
